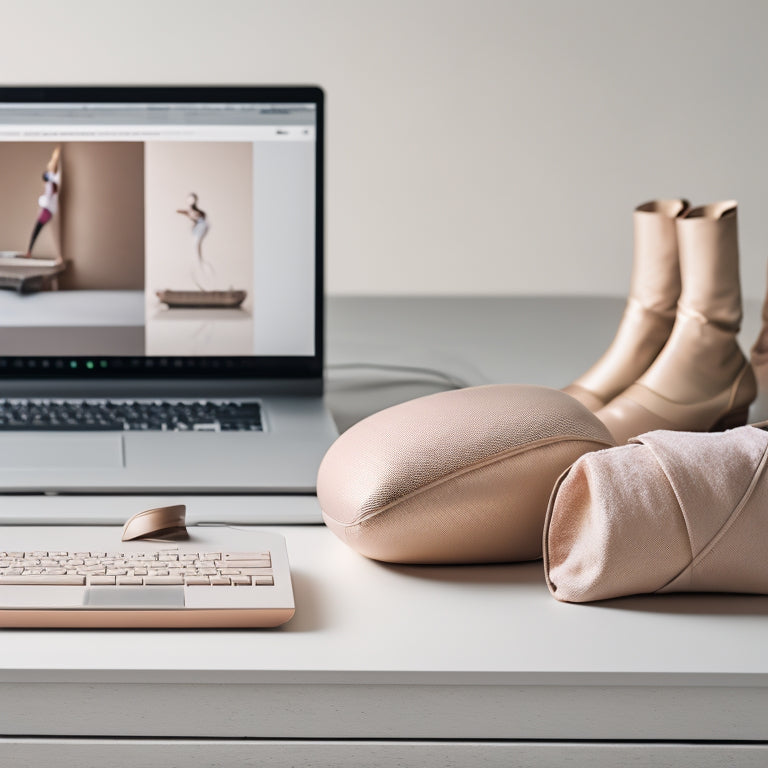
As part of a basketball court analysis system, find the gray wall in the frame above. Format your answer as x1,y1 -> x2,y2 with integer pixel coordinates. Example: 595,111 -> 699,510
2,0 -> 767,298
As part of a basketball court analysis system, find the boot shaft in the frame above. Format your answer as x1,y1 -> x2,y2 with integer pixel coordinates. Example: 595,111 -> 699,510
629,199 -> 688,315
676,201 -> 741,331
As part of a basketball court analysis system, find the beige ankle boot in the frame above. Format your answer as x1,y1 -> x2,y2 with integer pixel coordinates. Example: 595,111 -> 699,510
564,199 -> 689,411
596,201 -> 756,444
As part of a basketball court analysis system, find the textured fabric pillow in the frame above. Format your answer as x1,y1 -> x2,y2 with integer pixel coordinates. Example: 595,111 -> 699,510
318,384 -> 615,563
544,424 -> 768,602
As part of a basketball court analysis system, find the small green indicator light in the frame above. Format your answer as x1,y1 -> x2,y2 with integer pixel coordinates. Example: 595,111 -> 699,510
70,361 -> 78,369
100,360 -> 107,368
86,361 -> 94,370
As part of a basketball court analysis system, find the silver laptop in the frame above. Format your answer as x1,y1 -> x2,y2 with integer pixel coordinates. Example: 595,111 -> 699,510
0,86 -> 337,500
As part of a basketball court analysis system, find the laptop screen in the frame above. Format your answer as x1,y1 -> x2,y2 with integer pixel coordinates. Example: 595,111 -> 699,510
0,86 -> 323,380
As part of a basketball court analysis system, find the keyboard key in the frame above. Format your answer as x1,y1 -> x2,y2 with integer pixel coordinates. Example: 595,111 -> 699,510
89,576 -> 116,585
144,576 -> 184,585
0,575 -> 85,585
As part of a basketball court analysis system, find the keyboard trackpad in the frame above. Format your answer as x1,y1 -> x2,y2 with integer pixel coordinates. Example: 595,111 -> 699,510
0,435 -> 124,469
84,587 -> 185,608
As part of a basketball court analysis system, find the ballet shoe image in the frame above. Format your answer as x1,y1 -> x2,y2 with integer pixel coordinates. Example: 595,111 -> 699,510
564,199 -> 689,412
596,201 -> 756,444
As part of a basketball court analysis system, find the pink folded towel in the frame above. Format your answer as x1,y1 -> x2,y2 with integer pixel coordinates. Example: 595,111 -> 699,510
544,424 -> 768,602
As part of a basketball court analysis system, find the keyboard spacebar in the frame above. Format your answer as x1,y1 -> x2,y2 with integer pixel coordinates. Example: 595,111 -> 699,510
0,575 -> 86,585
0,423 -> 124,431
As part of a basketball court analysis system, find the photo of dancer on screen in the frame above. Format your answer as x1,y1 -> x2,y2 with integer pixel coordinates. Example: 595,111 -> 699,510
26,145 -> 62,260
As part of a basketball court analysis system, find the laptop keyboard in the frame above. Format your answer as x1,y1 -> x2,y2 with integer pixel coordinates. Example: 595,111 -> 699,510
0,550 -> 274,586
0,399 -> 263,432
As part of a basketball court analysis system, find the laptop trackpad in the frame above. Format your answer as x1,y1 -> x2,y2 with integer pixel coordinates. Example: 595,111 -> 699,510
0,435 -> 124,469
84,587 -> 185,608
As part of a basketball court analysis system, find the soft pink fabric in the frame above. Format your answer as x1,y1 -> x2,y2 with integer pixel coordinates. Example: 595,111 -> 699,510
544,425 -> 768,602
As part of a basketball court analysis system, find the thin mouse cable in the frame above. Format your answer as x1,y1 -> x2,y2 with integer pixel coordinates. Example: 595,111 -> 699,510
326,363 -> 470,390
194,524 -> 267,531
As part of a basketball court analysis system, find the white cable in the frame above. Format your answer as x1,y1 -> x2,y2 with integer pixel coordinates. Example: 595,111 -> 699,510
327,362 -> 469,390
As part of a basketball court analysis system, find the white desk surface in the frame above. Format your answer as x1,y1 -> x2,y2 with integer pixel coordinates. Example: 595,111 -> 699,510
2,296 -> 768,765
4,516 -> 768,751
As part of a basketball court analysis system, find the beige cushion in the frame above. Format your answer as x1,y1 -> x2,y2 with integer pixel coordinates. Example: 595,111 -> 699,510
318,384 -> 615,563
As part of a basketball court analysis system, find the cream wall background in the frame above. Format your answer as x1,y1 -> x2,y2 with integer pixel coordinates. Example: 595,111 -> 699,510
2,0 -> 767,298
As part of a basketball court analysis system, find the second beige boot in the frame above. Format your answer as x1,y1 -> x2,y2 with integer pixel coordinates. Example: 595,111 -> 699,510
564,199 -> 689,411
596,201 -> 756,444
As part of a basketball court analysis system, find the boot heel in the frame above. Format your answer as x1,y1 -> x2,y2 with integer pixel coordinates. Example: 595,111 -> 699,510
711,406 -> 750,432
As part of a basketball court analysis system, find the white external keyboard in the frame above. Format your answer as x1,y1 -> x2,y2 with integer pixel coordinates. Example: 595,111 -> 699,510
0,527 -> 295,628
